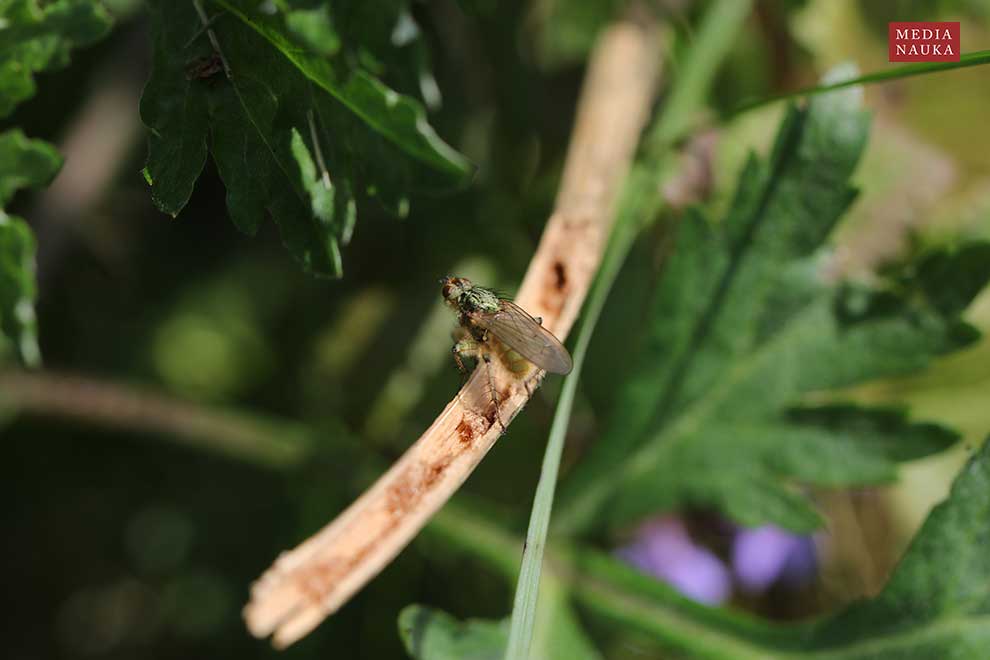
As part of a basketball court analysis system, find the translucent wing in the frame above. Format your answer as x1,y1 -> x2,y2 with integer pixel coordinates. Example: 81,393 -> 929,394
475,300 -> 573,374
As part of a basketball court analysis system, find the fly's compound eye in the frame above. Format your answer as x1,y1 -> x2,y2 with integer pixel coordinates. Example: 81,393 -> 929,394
442,282 -> 453,299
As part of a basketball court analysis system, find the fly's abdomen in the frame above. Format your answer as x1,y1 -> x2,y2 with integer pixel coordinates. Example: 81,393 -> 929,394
490,338 -> 536,375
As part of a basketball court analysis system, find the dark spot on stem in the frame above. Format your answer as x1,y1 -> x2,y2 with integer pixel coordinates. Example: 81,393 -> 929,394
553,261 -> 567,290
456,417 -> 474,444
423,457 -> 451,488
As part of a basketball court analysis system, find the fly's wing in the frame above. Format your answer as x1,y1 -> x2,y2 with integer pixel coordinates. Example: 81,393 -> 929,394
476,300 -> 573,374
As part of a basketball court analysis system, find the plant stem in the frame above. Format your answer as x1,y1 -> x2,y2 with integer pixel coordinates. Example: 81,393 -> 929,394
0,369 -> 313,468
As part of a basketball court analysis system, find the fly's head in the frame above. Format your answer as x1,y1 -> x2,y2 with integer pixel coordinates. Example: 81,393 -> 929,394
441,276 -> 473,312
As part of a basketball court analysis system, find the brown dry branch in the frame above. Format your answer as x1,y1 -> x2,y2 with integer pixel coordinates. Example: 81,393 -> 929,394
0,370 -> 312,468
242,19 -> 663,648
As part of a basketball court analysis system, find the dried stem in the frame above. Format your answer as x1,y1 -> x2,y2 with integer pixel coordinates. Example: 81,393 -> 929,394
243,19 -> 662,648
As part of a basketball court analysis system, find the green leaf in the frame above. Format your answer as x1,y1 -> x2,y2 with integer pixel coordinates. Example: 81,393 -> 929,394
570,440 -> 990,658
279,2 -> 340,57
803,440 -> 990,656
0,0 -> 112,118
399,606 -> 507,660
0,129 -> 62,206
277,1 -> 441,109
399,589 -> 601,660
555,81 -> 989,534
0,213 -> 40,366
141,0 -> 472,277
0,1 -> 111,365
0,129 -> 61,367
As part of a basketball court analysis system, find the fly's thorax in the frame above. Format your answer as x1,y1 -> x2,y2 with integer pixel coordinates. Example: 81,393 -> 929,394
455,285 -> 500,315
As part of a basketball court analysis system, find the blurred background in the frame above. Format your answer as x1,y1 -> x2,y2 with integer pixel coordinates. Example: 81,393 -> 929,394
2,0 -> 990,658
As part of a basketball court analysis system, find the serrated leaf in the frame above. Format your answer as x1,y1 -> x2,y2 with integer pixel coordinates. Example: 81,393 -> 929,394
555,83 -> 990,534
141,0 -> 472,277
0,0 -> 112,118
570,440 -> 990,658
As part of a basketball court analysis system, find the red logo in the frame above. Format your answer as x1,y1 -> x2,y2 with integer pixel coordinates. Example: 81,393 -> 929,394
889,22 -> 960,62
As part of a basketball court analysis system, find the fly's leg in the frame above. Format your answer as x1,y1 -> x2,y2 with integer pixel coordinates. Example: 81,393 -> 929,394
452,338 -> 503,431
478,330 -> 506,433
452,338 -> 480,375
522,368 -> 543,397
482,354 -> 506,433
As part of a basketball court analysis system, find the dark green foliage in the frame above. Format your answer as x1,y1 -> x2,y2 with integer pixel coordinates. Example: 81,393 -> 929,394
0,131 -> 62,367
0,129 -> 61,207
140,0 -> 473,277
0,131 -> 62,353
555,84 -> 990,534
0,1 -> 112,366
0,211 -> 40,366
0,0 -> 112,118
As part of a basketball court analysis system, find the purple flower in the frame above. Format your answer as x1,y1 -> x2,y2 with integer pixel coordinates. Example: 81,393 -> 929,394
615,517 -> 732,605
731,525 -> 818,594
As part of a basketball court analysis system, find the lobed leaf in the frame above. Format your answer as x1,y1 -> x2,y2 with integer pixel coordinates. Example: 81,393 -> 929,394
141,0 -> 472,277
555,80 -> 990,534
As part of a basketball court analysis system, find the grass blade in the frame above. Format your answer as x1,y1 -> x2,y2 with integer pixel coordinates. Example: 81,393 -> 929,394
729,49 -> 990,117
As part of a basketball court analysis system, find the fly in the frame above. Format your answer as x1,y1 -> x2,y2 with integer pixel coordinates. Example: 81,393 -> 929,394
441,276 -> 572,429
